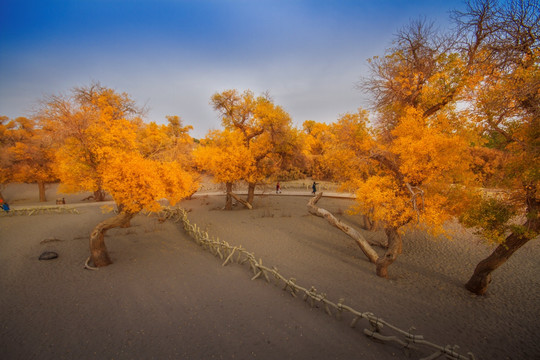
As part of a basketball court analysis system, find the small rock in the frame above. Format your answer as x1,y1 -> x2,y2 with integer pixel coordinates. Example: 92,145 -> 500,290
39,251 -> 58,261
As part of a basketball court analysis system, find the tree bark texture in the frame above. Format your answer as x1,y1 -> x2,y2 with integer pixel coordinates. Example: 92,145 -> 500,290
465,233 -> 532,295
89,212 -> 135,267
94,188 -> 106,202
38,181 -> 46,202
225,182 -> 233,210
247,182 -> 256,205
229,191 -> 253,209
359,211 -> 381,232
375,226 -> 402,278
116,204 -> 132,228
307,193 -> 380,264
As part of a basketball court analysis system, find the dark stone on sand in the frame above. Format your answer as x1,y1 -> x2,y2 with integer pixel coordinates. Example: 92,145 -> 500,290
39,251 -> 58,261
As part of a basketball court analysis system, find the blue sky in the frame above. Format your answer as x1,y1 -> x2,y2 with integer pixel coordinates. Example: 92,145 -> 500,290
0,0 -> 464,138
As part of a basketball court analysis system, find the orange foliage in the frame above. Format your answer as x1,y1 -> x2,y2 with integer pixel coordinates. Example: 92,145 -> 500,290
302,120 -> 334,179
104,153 -> 194,213
1,117 -> 56,187
38,84 -> 195,211
209,89 -> 302,187
194,129 -> 255,185
324,107 -> 476,235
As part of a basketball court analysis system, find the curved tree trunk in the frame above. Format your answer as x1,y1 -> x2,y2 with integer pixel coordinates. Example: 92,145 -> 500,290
465,233 -> 532,295
225,182 -> 233,210
375,226 -> 402,278
466,186 -> 540,295
89,212 -> 135,267
247,182 -> 256,205
38,181 -> 47,202
117,204 -> 132,228
308,193 -> 380,264
308,193 -> 401,277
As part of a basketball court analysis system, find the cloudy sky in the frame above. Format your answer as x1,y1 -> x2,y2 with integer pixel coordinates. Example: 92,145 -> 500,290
0,0 -> 464,138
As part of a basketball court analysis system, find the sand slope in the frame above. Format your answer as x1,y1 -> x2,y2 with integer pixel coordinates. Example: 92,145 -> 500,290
1,184 -> 539,359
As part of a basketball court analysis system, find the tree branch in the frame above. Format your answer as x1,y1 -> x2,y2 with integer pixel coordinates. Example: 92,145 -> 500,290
229,191 -> 253,209
307,193 -> 381,263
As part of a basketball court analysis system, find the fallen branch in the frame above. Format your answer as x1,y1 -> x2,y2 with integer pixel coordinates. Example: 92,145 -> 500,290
229,191 -> 253,210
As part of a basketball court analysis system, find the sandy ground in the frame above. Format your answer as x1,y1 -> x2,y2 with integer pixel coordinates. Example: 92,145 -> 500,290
0,183 -> 539,360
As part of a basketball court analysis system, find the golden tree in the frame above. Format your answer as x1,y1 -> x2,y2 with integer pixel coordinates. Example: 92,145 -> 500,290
38,83 -> 195,267
310,107 -> 476,277
90,151 -> 194,266
455,0 -> 540,294
194,129 -> 255,210
0,116 -> 12,200
211,89 -> 298,205
331,0 -> 539,286
245,96 -> 299,201
310,15 -> 492,277
137,115 -> 199,197
302,120 -> 335,179
0,117 -> 56,202
38,83 -> 143,201
137,115 -> 194,162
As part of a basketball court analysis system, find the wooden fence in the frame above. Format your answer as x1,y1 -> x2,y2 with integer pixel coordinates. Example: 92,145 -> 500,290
158,207 -> 476,360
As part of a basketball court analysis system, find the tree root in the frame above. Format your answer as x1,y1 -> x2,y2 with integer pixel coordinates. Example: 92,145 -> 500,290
84,256 -> 99,271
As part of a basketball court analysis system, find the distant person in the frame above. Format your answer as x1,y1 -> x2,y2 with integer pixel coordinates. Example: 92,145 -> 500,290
2,202 -> 10,212
276,182 -> 281,194
312,181 -> 318,194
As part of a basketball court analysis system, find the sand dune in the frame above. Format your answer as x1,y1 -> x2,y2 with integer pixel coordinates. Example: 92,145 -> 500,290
1,183 -> 538,359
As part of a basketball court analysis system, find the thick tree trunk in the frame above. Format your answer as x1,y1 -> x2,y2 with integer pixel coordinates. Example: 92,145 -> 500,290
94,188 -> 106,202
307,193 -> 380,264
89,212 -> 135,267
229,191 -> 253,209
465,233 -> 532,295
375,226 -> 402,278
466,186 -> 540,295
38,181 -> 46,202
117,204 -> 131,228
247,182 -> 256,205
225,182 -> 233,210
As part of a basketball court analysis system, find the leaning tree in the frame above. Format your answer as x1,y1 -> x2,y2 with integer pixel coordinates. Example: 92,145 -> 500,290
307,15 -> 485,278
454,0 -> 540,295
89,152 -> 194,267
38,83 -> 195,267
309,108 -> 476,278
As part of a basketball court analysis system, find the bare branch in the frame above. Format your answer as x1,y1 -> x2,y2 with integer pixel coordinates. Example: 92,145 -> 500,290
307,193 -> 381,262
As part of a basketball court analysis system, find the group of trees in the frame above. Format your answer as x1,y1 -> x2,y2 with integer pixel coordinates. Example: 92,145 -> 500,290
310,0 -> 539,294
194,89 -> 304,209
0,0 -> 537,295
1,84 -> 197,267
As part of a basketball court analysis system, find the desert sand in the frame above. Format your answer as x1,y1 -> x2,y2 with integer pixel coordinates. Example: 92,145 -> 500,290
0,183 -> 538,360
